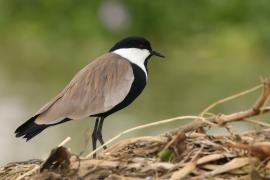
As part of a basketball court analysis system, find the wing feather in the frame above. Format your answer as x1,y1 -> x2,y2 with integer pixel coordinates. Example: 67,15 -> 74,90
35,53 -> 134,124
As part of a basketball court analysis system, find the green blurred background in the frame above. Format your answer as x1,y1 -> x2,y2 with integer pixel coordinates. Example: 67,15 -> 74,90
1,0 -> 270,164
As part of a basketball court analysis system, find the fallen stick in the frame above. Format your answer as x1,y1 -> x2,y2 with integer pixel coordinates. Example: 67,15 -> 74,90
168,79 -> 270,136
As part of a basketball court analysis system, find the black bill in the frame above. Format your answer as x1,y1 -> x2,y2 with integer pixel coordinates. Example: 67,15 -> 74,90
151,50 -> 165,58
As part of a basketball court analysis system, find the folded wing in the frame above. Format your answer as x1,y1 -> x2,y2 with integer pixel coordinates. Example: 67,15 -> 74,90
35,53 -> 134,125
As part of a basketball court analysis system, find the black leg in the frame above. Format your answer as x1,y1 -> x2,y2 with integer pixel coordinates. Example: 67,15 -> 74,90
91,117 -> 99,158
96,117 -> 107,149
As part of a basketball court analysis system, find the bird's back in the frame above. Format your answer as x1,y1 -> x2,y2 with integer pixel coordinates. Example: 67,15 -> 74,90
34,53 -> 135,124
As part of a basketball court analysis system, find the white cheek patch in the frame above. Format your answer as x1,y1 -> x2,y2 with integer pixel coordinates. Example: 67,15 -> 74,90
113,48 -> 150,77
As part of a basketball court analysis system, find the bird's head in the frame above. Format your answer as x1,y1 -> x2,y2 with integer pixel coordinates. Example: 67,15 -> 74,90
109,36 -> 165,64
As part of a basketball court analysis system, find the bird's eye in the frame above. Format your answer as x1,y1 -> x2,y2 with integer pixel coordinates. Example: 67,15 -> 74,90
139,44 -> 145,48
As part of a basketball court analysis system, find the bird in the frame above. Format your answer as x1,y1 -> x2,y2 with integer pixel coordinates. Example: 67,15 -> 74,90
15,36 -> 165,154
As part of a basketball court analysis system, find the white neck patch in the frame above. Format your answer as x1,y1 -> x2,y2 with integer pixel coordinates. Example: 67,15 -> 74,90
113,48 -> 150,77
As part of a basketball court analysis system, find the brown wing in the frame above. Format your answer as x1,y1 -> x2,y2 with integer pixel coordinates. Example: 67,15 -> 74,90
35,53 -> 134,124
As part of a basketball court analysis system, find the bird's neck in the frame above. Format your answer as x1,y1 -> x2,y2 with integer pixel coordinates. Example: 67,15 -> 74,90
112,48 -> 150,77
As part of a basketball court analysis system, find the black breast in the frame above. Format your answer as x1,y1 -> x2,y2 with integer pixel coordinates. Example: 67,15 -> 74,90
94,63 -> 147,118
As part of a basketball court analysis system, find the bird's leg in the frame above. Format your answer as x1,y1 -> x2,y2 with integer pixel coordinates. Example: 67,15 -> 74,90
97,117 -> 107,149
91,117 -> 99,158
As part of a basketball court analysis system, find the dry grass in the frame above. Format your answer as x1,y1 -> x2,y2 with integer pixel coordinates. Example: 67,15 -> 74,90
1,79 -> 270,180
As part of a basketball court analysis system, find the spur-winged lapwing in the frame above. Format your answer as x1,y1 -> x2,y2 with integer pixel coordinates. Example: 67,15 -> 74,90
15,36 -> 165,153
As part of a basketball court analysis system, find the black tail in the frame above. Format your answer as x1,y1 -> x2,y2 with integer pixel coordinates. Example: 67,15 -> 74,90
15,115 -> 48,141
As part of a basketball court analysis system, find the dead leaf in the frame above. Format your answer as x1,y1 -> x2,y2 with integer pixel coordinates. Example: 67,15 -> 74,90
41,146 -> 71,172
251,142 -> 270,160
197,154 -> 225,165
206,157 -> 251,177
170,162 -> 196,180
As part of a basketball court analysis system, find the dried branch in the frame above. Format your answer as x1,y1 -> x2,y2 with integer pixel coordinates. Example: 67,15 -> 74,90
200,84 -> 262,116
58,137 -> 71,147
214,79 -> 270,125
168,79 -> 270,136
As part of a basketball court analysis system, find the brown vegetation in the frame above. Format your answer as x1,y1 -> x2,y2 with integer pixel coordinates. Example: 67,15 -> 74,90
1,79 -> 270,180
